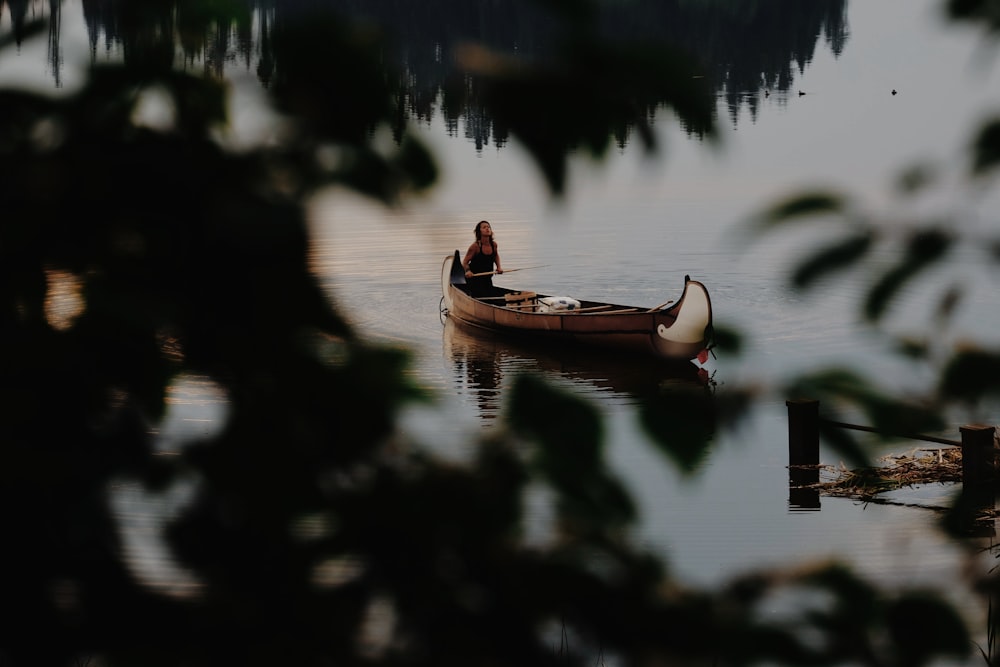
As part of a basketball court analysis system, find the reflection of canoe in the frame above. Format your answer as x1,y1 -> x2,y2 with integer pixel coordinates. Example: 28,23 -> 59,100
443,316 -> 718,460
440,251 -> 713,362
443,317 -> 712,402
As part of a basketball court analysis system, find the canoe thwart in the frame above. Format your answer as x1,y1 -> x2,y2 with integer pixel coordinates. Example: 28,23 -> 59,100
480,291 -> 536,302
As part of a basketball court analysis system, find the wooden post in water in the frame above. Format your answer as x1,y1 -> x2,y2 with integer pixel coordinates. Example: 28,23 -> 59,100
958,424 -> 996,536
787,399 -> 820,510
960,424 -> 996,489
787,399 -> 820,468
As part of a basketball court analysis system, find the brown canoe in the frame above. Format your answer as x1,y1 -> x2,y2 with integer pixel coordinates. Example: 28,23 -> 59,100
439,251 -> 713,362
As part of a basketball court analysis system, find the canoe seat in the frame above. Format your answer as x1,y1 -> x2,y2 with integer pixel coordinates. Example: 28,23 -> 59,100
505,291 -> 536,303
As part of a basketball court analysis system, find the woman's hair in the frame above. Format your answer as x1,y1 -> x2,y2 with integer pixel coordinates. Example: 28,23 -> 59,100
473,220 -> 496,245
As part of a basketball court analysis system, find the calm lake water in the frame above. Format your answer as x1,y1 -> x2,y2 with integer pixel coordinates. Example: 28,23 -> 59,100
5,0 -> 1000,653
305,0 -> 1000,626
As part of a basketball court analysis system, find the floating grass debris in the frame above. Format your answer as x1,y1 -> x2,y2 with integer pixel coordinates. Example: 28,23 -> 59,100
806,447 -> 965,500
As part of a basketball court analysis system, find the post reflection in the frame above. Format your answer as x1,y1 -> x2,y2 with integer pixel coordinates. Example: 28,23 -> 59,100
788,479 -> 821,511
787,399 -> 822,511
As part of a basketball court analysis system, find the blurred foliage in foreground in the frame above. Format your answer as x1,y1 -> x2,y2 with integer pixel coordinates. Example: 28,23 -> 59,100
0,0 -> 995,665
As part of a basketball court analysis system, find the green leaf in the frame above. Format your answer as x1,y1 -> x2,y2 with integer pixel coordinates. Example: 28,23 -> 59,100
507,374 -> 636,529
801,563 -> 879,622
894,163 -> 937,195
164,71 -> 230,137
785,368 -> 871,403
895,336 -> 930,360
708,324 -> 742,355
753,191 -> 845,231
864,229 -> 952,321
395,136 -> 439,192
971,117 -> 1000,175
947,0 -> 1000,32
638,384 -> 716,474
886,593 -> 971,665
817,419 -> 869,469
939,348 -> 1000,403
934,284 -> 962,323
862,396 -> 947,440
791,232 -> 873,289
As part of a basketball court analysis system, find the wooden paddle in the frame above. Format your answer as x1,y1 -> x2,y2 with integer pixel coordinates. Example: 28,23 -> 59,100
468,265 -> 548,277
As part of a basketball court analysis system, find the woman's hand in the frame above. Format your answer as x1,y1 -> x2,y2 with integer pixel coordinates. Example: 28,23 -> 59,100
496,268 -> 503,274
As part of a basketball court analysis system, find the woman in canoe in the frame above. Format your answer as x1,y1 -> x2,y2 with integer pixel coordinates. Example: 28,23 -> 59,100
463,220 -> 504,297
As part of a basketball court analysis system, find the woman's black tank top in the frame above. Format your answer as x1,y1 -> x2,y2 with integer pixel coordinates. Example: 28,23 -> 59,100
469,241 -> 496,274
468,241 -> 497,296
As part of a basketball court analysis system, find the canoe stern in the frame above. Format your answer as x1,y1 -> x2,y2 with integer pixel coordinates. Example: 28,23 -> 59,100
652,277 -> 713,358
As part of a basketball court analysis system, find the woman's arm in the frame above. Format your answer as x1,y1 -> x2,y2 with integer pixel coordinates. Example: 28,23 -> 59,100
462,244 -> 477,275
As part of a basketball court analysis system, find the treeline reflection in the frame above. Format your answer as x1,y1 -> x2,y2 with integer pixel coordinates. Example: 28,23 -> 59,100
4,0 -> 847,144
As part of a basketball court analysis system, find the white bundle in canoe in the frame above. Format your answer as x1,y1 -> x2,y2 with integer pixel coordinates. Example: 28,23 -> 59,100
537,296 -> 581,313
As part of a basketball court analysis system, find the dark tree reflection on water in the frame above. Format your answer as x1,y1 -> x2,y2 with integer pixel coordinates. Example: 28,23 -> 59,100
7,0 -> 847,142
